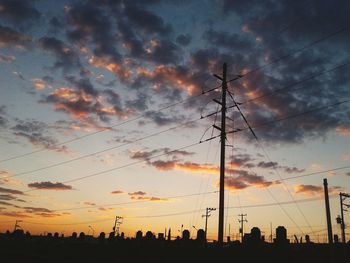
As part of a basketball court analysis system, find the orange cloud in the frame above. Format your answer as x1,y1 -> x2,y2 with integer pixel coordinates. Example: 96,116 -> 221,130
336,125 -> 350,137
295,184 -> 342,196
88,56 -> 132,80
137,65 -> 201,96
31,78 -> 46,90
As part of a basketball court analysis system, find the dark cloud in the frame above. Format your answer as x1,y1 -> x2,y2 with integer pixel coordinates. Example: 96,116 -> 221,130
203,29 -> 253,51
225,169 -> 277,190
124,4 -> 171,35
0,0 -> 41,27
176,34 -> 191,46
0,186 -> 24,195
27,181 -> 73,191
66,2 -> 121,62
0,106 -> 8,128
0,53 -> 15,63
144,110 -> 184,126
111,190 -> 124,195
0,211 -> 32,218
83,201 -> 96,206
38,36 -> 81,71
0,25 -> 31,48
11,120 -> 65,151
128,191 -> 147,196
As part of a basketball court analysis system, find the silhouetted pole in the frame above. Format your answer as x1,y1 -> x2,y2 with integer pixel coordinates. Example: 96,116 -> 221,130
218,62 -> 227,246
323,178 -> 333,244
238,214 -> 247,242
340,192 -> 350,243
202,207 -> 216,241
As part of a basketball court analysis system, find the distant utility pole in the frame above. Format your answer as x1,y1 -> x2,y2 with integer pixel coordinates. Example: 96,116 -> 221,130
13,220 -> 22,232
238,214 -> 247,242
339,192 -> 350,243
113,216 -> 123,236
202,207 -> 216,241
323,178 -> 333,244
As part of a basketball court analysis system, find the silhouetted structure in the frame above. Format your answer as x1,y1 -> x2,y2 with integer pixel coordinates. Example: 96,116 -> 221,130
182,230 -> 190,240
274,226 -> 289,244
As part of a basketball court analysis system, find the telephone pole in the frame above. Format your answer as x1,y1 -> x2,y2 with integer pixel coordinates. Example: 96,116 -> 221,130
202,207 -> 216,241
340,192 -> 350,243
323,178 -> 333,244
238,214 -> 247,242
211,63 -> 242,245
113,216 -> 123,236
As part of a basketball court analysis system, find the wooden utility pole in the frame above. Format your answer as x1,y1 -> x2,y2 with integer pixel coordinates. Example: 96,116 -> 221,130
238,214 -> 247,243
202,207 -> 216,241
340,192 -> 350,243
323,178 -> 333,244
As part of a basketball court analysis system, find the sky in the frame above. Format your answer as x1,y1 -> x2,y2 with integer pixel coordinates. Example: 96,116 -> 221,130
0,0 -> 349,241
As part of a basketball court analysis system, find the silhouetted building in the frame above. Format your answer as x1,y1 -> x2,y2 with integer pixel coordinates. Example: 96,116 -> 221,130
196,229 -> 205,243
79,232 -> 85,241
145,231 -> 154,240
98,232 -> 105,243
136,230 -> 143,240
274,226 -> 289,244
71,232 -> 77,239
243,227 -> 262,245
157,233 -> 164,240
182,230 -> 190,240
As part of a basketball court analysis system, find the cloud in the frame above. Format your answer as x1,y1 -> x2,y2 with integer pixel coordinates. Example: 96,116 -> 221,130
0,186 -> 24,195
176,34 -> 191,46
83,201 -> 96,206
124,4 -> 171,35
11,119 -> 66,151
0,0 -> 41,27
0,25 -> 31,49
27,181 -> 73,191
0,106 -> 8,128
111,190 -> 124,195
128,191 -> 147,196
256,161 -> 304,173
0,211 -> 32,218
38,36 -> 81,71
43,87 -> 125,124
295,184 -> 342,196
31,78 -> 46,91
0,53 -> 15,63
336,125 -> 350,137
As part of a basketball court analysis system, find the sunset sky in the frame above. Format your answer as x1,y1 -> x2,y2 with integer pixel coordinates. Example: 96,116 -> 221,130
0,0 -> 350,241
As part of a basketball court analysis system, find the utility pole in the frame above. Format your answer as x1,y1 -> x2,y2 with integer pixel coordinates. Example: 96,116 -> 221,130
13,220 -> 22,232
202,207 -> 216,241
323,178 -> 333,244
238,214 -> 247,243
212,62 -> 228,246
113,216 -> 123,236
340,192 -> 350,243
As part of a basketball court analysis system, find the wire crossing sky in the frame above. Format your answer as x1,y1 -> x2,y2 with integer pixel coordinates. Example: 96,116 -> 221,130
0,0 -> 349,239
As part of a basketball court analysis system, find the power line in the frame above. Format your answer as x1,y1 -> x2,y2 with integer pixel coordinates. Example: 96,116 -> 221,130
1,118 -> 203,181
0,91 -> 209,164
23,141 -> 203,192
229,99 -> 350,135
228,24 -> 350,81
5,98 -> 346,193
240,61 -> 350,104
54,191 -> 219,212
1,195 -> 334,226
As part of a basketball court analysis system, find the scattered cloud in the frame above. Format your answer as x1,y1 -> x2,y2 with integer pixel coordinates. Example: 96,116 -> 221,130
336,125 -> 350,137
27,181 -> 73,191
0,186 -> 24,195
0,25 -> 32,49
111,190 -> 124,195
0,53 -> 15,63
295,184 -> 342,196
